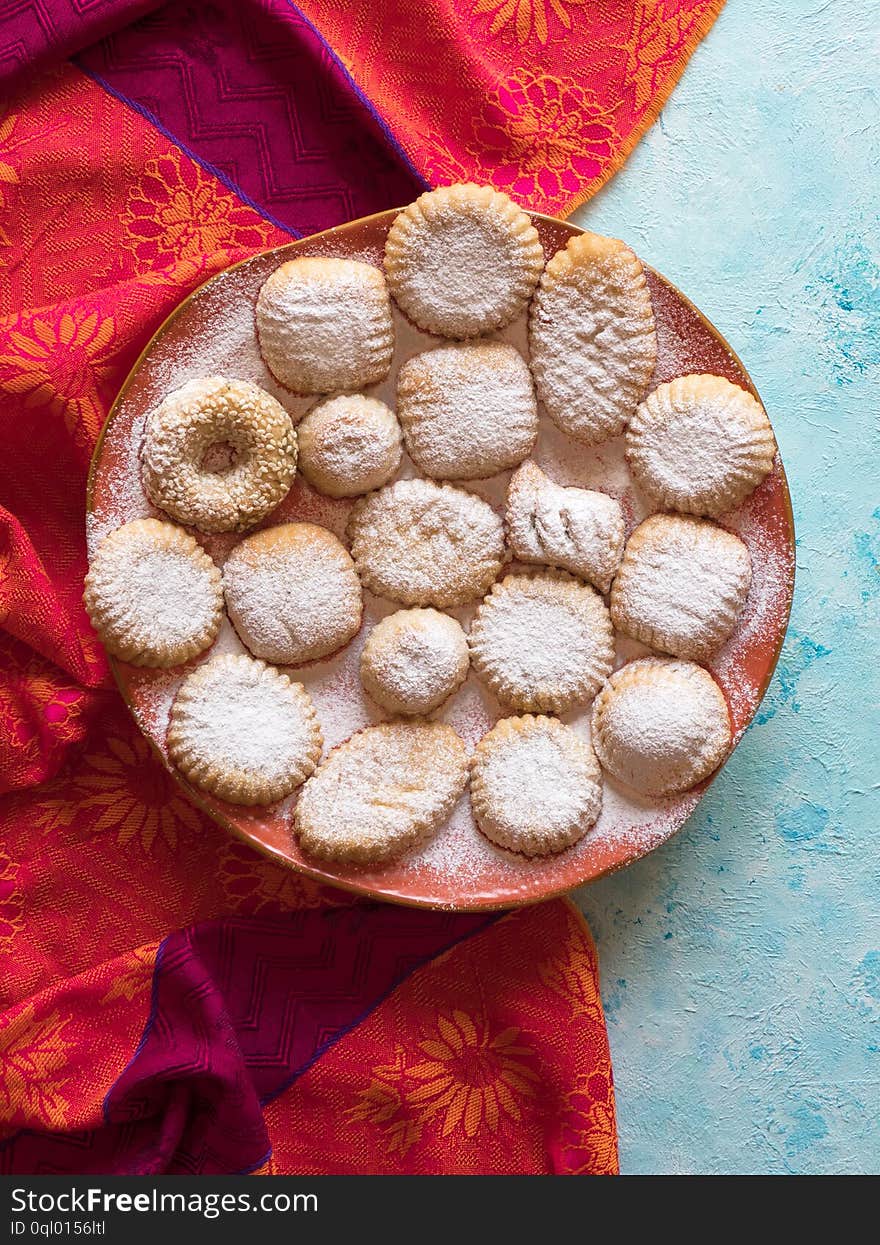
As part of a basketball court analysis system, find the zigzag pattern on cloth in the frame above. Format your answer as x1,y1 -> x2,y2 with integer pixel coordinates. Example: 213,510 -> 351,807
75,0 -> 426,236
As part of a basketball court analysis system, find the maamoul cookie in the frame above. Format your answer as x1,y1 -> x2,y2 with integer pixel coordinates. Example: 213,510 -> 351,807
397,342 -> 537,480
626,374 -> 777,516
141,377 -> 297,533
591,658 -> 731,797
529,231 -> 657,444
294,720 -> 469,865
505,460 -> 625,593
610,514 -> 751,661
384,183 -> 544,338
168,653 -> 322,805
83,518 -> 223,667
469,571 -> 614,713
471,716 -> 603,856
297,394 -> 402,498
348,479 -> 505,608
223,522 -> 362,665
360,608 -> 469,715
256,256 -> 393,393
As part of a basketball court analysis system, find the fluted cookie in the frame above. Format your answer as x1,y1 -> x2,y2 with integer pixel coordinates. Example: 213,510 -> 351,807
360,608 -> 469,716
397,342 -> 537,481
505,460 -> 625,593
141,377 -> 297,533
84,518 -> 223,667
294,720 -> 469,865
168,653 -> 322,805
529,231 -> 657,444
348,479 -> 505,608
469,571 -> 614,713
471,715 -> 602,856
224,522 -> 362,665
610,514 -> 751,661
626,374 -> 777,516
256,256 -> 393,393
591,658 -> 731,797
384,183 -> 544,338
297,394 -> 402,498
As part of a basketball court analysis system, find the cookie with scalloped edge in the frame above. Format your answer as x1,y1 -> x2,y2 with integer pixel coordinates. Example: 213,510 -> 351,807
529,231 -> 657,444
168,653 -> 323,805
591,657 -> 731,797
294,720 -> 469,865
83,518 -> 223,667
469,570 -> 614,713
348,478 -> 506,608
256,256 -> 393,394
471,715 -> 603,856
505,460 -> 625,592
610,514 -> 751,660
626,374 -> 777,516
384,183 -> 544,337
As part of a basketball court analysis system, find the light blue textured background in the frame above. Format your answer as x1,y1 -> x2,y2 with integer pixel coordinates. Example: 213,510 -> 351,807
569,0 -> 879,1175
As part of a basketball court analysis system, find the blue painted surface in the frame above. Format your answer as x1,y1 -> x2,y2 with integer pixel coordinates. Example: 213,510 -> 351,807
570,0 -> 879,1174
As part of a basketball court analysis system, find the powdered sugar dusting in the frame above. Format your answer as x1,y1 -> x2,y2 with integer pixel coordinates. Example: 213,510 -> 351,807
87,227 -> 794,906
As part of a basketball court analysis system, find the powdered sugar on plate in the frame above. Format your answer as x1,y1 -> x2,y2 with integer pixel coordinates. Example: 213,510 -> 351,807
87,230 -> 794,907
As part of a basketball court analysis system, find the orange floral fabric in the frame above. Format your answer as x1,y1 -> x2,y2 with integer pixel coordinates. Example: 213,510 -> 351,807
296,0 -> 726,215
263,905 -> 617,1174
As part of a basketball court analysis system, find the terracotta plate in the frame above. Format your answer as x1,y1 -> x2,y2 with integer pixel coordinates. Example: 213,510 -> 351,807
87,209 -> 795,911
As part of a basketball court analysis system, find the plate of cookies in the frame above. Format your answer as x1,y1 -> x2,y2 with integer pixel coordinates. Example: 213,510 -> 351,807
85,184 -> 795,910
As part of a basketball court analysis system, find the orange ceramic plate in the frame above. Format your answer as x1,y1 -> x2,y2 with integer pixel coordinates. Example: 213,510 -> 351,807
87,209 -> 795,911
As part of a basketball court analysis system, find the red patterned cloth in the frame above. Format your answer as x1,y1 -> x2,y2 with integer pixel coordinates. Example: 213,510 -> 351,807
0,0 -> 722,1174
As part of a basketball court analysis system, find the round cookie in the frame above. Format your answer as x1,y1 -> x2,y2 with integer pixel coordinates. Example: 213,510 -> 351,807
141,376 -> 297,533
223,522 -> 362,665
626,374 -> 777,516
83,518 -> 223,667
360,608 -> 469,715
167,653 -> 323,805
397,342 -> 537,480
297,394 -> 402,498
348,479 -> 506,608
529,231 -> 657,444
610,514 -> 752,661
294,720 -> 469,865
505,460 -> 625,594
469,571 -> 614,713
256,256 -> 393,394
471,716 -> 603,856
384,183 -> 544,338
591,658 -> 731,797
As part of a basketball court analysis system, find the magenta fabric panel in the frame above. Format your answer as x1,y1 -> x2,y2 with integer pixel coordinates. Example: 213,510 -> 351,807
74,0 -> 427,237
0,0 -> 158,90
0,909 -> 492,1176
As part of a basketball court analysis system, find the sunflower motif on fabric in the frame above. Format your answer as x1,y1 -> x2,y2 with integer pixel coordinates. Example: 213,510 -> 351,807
0,307 -> 117,448
0,1004 -> 72,1133
98,943 -> 159,1007
348,1010 -> 539,1154
123,152 -> 276,272
35,728 -> 206,854
622,0 -> 707,112
558,1076 -> 619,1174
0,108 -> 20,254
0,846 -> 25,950
218,840 -> 344,915
538,910 -> 604,1020
468,68 -> 620,209
471,0 -> 590,46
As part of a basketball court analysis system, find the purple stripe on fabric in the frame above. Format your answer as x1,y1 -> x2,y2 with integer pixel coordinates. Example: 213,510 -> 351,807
75,0 -> 425,237
78,63 -> 300,237
0,908 -> 496,1175
280,0 -> 430,192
